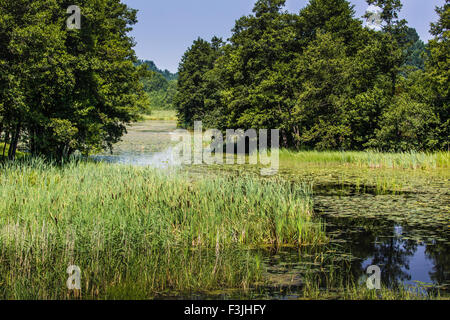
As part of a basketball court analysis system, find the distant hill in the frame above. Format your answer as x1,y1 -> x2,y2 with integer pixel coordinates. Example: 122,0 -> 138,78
137,60 -> 178,111
137,60 -> 178,81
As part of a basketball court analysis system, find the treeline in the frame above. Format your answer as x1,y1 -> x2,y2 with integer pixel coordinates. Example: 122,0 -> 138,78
175,0 -> 449,152
137,60 -> 178,81
137,60 -> 178,111
0,0 -> 148,160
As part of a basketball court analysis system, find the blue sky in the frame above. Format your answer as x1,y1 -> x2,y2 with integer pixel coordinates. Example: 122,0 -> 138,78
122,0 -> 445,73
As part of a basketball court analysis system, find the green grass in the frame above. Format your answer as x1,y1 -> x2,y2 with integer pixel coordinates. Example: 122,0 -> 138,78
300,283 -> 445,300
280,150 -> 450,169
294,259 -> 446,300
1,147 -> 448,299
0,158 -> 324,299
140,109 -> 177,121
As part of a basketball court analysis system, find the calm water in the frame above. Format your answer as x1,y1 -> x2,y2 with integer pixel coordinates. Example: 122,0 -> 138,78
93,120 -> 450,298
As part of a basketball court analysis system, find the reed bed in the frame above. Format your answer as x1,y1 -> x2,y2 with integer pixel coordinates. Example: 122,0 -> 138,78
301,282 -> 442,300
297,260 -> 444,300
280,150 -> 450,169
0,158 -> 324,299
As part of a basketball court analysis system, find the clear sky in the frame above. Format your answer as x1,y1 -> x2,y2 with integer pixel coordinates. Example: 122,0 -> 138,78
122,0 -> 445,73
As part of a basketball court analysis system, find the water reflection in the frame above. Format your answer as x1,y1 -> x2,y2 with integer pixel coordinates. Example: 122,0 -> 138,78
322,215 -> 449,293
257,216 -> 449,298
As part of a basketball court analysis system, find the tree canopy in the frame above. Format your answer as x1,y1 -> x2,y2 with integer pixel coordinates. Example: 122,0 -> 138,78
137,60 -> 178,111
0,0 -> 148,159
175,0 -> 449,151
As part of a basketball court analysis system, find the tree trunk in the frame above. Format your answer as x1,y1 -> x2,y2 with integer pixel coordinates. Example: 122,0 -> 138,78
2,130 -> 9,158
8,122 -> 21,161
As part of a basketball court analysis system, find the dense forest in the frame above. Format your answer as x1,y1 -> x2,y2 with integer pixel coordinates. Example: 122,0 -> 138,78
0,0 -> 448,160
175,0 -> 449,152
137,60 -> 178,111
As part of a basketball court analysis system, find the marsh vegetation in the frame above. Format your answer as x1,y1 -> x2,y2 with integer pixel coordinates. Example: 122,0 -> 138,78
0,0 -> 448,301
1,119 -> 448,300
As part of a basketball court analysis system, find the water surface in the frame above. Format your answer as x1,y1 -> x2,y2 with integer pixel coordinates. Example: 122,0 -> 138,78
93,120 -> 450,298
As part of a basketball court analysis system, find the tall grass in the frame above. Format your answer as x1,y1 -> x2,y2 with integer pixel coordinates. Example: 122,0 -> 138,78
292,256 -> 444,300
301,281 -> 442,300
0,158 -> 324,299
140,109 -> 178,121
300,269 -> 444,300
280,150 -> 450,169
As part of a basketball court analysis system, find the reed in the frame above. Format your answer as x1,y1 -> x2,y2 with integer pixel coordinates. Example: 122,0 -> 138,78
279,150 -> 450,169
299,264 -> 443,300
0,158 -> 324,299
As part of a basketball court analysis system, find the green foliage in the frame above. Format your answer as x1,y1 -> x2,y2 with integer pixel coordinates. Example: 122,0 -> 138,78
175,0 -> 448,152
373,1 -> 449,151
175,0 -> 399,148
370,93 -> 440,151
174,37 -> 224,128
424,0 -> 450,150
403,27 -> 427,71
137,60 -> 178,111
0,0 -> 148,159
137,59 -> 178,81
141,71 -> 177,110
0,159 -> 325,298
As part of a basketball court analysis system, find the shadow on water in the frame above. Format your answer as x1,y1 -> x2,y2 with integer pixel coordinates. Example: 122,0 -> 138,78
186,214 -> 449,299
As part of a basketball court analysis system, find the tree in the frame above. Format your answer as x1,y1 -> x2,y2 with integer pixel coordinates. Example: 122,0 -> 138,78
137,60 -> 178,111
0,0 -> 148,159
216,0 -> 400,149
403,28 -> 427,71
174,37 -> 223,128
137,60 -> 178,81
365,0 -> 408,94
174,0 -> 447,151
214,0 -> 300,145
370,1 -> 449,151
370,93 -> 440,152
141,71 -> 177,110
425,0 -> 449,150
